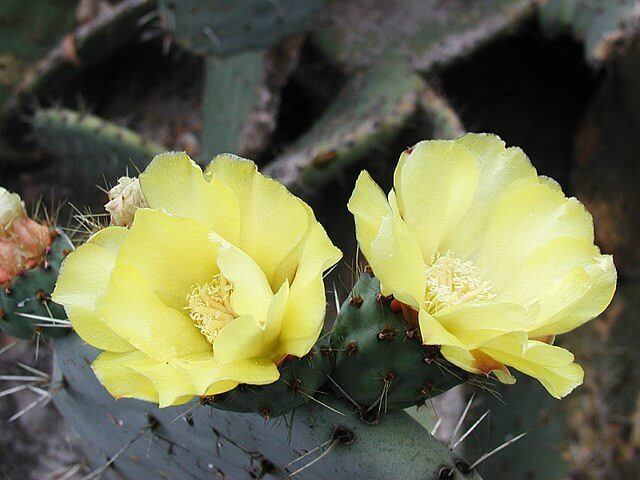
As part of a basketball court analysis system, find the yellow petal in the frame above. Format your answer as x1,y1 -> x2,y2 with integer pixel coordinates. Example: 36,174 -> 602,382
216,242 -> 273,321
116,209 -> 220,310
213,315 -> 267,363
52,227 -> 131,352
98,263 -> 210,361
205,154 -> 310,286
278,222 -> 342,357
443,133 -> 538,256
418,309 -> 468,350
263,280 -> 289,347
481,335 -> 584,398
393,140 -> 479,259
435,302 -> 530,350
123,357 -> 196,408
139,152 -> 240,243
369,213 -> 425,309
347,170 -> 391,262
92,350 -> 158,403
171,352 -> 279,394
472,180 -> 595,293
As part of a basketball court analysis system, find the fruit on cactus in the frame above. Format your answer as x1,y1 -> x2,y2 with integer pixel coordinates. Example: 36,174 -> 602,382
52,152 -> 342,408
0,187 -> 72,339
0,187 -> 54,284
348,133 -> 616,398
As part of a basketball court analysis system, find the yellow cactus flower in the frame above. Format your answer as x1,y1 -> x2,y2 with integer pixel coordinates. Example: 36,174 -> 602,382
348,134 -> 616,398
53,152 -> 342,407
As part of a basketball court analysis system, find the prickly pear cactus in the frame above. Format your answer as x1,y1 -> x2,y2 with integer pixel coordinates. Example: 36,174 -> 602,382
311,0 -> 534,73
158,0 -> 325,56
211,345 -> 333,418
265,58 -> 426,190
540,0 -> 640,63
329,272 -> 467,415
0,0 -> 76,107
52,333 -> 482,480
32,107 -> 166,181
0,230 -> 72,340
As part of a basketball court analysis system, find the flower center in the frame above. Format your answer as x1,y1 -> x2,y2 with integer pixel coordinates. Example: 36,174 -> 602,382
424,251 -> 494,314
185,274 -> 236,344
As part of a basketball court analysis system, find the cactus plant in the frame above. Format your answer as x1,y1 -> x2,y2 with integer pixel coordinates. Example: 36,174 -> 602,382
157,0 -> 324,57
0,0 -> 76,108
264,58 -> 426,191
330,272 -> 467,414
311,0 -> 535,73
14,0 -> 156,100
52,332 -> 482,480
540,0 -> 640,63
32,107 -> 166,181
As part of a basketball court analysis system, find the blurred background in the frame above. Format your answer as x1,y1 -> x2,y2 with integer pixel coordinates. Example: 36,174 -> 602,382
0,0 -> 639,478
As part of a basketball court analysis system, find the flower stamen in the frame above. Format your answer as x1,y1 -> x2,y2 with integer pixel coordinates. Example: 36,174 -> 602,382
186,274 -> 236,344
424,251 -> 494,314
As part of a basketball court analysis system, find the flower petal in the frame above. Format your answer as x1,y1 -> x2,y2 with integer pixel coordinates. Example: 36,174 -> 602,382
98,263 -> 210,361
480,335 -> 584,398
92,350 -> 158,403
216,241 -> 273,321
116,209 -> 220,310
443,133 -> 538,256
278,222 -> 342,357
213,315 -> 267,363
52,227 -> 132,352
171,353 -> 279,394
472,179 -> 595,293
370,213 -> 426,309
393,140 -> 479,259
435,302 -> 531,350
139,152 -> 240,243
123,357 -> 196,408
347,170 -> 391,262
264,280 -> 289,347
205,154 -> 310,286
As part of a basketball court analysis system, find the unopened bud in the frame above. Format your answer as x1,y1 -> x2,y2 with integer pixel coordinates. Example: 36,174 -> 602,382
0,187 -> 26,232
105,177 -> 148,228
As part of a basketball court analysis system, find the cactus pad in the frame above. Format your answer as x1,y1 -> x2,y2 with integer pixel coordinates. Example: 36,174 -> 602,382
211,345 -> 333,418
52,332 -> 482,479
0,230 -> 72,340
329,272 -> 467,415
158,0 -> 324,56
32,107 -> 165,181
312,0 -> 534,73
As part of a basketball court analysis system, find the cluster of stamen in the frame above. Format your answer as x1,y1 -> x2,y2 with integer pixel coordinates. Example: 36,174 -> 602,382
423,251 -> 494,314
185,274 -> 235,344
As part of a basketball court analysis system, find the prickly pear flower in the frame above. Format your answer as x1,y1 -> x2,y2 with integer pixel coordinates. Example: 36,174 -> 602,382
348,134 -> 616,398
0,187 -> 53,284
53,153 -> 341,407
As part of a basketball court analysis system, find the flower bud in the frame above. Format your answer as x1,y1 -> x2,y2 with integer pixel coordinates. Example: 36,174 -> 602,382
0,187 -> 26,232
104,177 -> 148,228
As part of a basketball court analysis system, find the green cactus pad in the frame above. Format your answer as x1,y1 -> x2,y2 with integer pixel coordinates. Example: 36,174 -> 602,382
52,332 -> 482,479
329,272 -> 467,415
540,0 -> 640,64
264,58 -> 425,191
211,345 -> 333,418
158,0 -> 324,57
0,0 -> 76,107
32,107 -> 166,182
0,230 -> 73,340
311,0 -> 534,73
